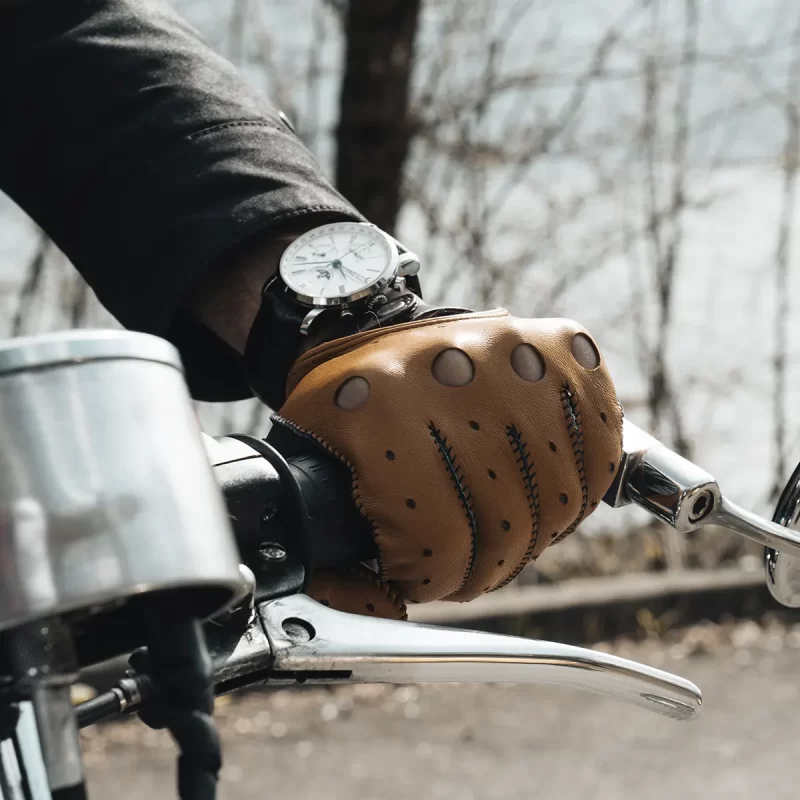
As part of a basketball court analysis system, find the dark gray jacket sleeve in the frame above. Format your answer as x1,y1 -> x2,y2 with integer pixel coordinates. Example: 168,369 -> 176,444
0,0 -> 363,399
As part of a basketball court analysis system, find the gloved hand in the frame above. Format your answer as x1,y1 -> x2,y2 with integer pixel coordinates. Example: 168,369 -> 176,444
271,309 -> 623,618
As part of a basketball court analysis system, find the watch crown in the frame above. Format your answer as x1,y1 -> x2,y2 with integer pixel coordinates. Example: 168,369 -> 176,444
340,306 -> 354,319
367,294 -> 389,311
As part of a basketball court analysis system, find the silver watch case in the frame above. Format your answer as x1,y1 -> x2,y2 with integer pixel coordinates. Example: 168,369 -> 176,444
277,222 -> 419,311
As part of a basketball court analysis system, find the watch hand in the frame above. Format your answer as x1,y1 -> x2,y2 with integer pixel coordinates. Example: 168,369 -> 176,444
341,266 -> 367,282
292,259 -> 336,266
331,245 -> 366,264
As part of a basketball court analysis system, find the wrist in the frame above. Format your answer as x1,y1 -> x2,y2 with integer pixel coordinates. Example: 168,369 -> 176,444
184,216 -> 346,355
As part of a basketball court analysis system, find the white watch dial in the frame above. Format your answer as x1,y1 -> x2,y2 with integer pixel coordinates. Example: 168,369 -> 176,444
280,222 -> 395,302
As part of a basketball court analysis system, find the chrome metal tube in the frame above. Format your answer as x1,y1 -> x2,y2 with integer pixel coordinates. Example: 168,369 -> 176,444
607,419 -> 800,558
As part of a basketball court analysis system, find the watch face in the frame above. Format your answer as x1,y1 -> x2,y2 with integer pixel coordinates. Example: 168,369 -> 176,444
279,222 -> 396,304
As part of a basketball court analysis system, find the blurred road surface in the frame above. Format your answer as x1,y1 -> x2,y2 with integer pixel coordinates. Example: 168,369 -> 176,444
82,619 -> 800,800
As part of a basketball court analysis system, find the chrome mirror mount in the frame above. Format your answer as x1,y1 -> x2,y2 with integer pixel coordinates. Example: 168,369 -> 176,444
765,461 -> 800,607
606,420 -> 800,592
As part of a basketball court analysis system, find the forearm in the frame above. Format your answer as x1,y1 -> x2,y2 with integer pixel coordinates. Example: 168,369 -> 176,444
185,218 -> 338,356
0,0 -> 363,398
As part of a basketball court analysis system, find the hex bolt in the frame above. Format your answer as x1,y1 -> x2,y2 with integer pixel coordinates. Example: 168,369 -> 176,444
261,502 -> 278,524
258,542 -> 287,563
688,490 -> 714,523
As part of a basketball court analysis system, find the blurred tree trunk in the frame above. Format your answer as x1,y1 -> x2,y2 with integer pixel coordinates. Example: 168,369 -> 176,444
335,0 -> 421,234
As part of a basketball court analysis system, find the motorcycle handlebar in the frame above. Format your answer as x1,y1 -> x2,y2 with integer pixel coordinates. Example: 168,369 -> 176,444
207,433 -> 377,572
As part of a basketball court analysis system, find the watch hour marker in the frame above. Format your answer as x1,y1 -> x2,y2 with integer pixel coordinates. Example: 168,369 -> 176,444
366,268 -> 380,272
295,256 -> 307,262
338,284 -> 346,293
291,269 -> 305,275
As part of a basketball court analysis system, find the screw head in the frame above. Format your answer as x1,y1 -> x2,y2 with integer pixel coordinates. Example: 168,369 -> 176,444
259,542 -> 287,563
688,490 -> 714,523
261,502 -> 278,524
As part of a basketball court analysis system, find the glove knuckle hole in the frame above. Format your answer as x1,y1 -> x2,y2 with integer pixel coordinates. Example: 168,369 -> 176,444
431,348 -> 475,386
335,376 -> 370,410
571,333 -> 600,370
511,343 -> 545,382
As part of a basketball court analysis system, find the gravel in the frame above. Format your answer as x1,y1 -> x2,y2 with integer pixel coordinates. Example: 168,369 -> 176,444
77,615 -> 800,799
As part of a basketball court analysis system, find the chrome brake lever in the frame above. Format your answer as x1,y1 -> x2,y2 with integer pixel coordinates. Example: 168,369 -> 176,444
605,419 -> 800,557
254,594 -> 701,722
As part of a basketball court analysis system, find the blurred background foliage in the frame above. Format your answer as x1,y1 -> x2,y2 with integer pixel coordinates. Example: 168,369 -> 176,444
4,0 -> 800,578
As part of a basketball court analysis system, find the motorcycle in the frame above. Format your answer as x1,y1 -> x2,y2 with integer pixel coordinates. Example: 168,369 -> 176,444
0,329 -> 798,800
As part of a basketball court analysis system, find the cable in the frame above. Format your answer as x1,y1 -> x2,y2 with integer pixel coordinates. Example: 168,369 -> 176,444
130,617 -> 221,800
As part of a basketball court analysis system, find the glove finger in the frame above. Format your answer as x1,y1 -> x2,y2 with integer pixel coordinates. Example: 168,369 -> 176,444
440,328 -> 585,600
514,319 -> 623,544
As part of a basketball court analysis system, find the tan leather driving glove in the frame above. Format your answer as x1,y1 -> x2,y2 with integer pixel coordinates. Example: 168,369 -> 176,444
273,309 -> 623,616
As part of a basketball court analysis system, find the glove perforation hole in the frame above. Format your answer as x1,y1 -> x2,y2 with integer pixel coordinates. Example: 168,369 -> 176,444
559,493 -> 569,505
500,520 -> 511,531
609,462 -> 616,473
469,420 -> 480,430
432,348 -> 475,386
488,469 -> 497,480
422,578 -> 431,585
423,548 -> 433,557
600,411 -> 608,423
497,560 -> 505,567
334,376 -> 370,410
385,449 -> 396,461
511,343 -> 545,382
366,603 -> 376,613
549,441 -> 557,452
406,498 -> 417,509
571,333 -> 600,370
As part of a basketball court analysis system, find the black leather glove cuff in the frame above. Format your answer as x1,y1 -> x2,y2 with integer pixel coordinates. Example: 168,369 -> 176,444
243,290 -> 305,410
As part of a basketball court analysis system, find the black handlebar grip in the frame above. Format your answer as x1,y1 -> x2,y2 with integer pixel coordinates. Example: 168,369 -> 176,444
286,452 -> 377,567
214,435 -> 376,570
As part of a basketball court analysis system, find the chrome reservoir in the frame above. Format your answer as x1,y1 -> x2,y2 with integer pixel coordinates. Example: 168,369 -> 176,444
0,330 -> 245,632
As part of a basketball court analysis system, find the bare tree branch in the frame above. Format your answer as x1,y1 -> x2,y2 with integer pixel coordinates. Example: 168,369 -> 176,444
12,231 -> 50,337
770,7 -> 800,498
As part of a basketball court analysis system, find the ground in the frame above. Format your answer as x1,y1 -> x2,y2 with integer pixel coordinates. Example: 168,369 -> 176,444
79,616 -> 800,799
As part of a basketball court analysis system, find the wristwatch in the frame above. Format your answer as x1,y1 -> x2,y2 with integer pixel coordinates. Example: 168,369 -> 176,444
243,221 -> 426,408
274,220 -> 422,332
